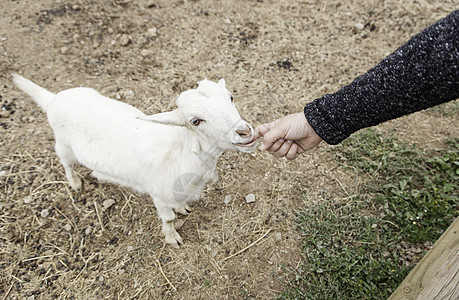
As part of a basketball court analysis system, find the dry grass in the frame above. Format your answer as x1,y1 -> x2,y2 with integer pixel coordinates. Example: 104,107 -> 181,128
1,0 -> 457,298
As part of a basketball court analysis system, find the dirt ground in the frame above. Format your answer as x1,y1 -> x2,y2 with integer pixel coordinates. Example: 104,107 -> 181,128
0,0 -> 457,299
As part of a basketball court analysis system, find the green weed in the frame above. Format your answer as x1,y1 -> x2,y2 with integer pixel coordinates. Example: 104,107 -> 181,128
279,130 -> 458,299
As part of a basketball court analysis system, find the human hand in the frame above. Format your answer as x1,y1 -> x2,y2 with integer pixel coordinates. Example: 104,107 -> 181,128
253,112 -> 322,160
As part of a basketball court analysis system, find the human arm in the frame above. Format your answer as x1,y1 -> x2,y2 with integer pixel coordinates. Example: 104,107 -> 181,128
305,9 -> 459,145
257,10 -> 459,158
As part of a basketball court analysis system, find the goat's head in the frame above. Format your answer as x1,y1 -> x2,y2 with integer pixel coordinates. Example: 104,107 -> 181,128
141,79 -> 257,153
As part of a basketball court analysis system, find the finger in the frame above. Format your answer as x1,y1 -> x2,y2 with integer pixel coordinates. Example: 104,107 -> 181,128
260,125 -> 284,151
273,140 -> 293,158
286,143 -> 299,160
254,123 -> 272,138
267,139 -> 285,153
252,127 -> 264,140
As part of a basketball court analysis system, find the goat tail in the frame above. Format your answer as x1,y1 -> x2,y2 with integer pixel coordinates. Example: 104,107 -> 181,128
12,73 -> 56,112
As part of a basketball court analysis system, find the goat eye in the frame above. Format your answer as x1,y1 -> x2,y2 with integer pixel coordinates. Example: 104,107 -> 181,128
230,95 -> 234,102
190,118 -> 203,126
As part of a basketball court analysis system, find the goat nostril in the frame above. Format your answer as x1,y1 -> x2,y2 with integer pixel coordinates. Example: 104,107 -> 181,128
236,125 -> 251,138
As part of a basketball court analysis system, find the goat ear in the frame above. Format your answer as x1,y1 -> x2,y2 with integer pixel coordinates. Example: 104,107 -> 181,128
138,111 -> 186,127
218,78 -> 226,87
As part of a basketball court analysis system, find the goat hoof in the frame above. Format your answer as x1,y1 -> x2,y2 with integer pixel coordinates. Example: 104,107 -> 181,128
69,178 -> 82,191
165,232 -> 183,248
176,204 -> 192,215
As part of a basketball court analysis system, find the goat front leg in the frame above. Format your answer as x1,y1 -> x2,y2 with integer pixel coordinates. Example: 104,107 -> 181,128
153,198 -> 183,248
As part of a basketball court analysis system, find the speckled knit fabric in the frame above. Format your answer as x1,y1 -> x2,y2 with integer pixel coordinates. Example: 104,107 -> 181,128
304,10 -> 459,145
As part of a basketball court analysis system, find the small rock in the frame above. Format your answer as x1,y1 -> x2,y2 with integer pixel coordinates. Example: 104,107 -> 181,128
0,171 -> 6,176
102,199 -> 116,209
121,90 -> 135,99
85,226 -> 92,235
371,223 -> 377,228
275,232 -> 282,242
0,110 -> 11,118
24,197 -> 33,204
147,27 -> 158,37
127,246 -> 133,252
26,296 -> 35,300
354,23 -> 365,31
60,46 -> 69,55
140,49 -> 153,57
64,224 -> 72,231
118,268 -> 125,275
40,209 -> 50,218
99,276 -> 104,284
137,227 -> 144,235
413,247 -> 423,254
245,193 -> 255,203
174,219 -> 185,229
224,195 -> 231,204
119,34 -> 131,46
211,249 -> 218,257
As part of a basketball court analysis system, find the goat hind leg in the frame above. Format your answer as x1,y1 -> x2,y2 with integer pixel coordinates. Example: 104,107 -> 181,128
55,141 -> 82,190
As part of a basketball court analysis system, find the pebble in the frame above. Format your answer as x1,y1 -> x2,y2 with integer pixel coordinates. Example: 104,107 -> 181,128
354,23 -> 365,30
0,110 -> 11,118
413,247 -> 423,254
140,49 -> 154,57
99,276 -> 105,284
0,171 -> 6,176
119,34 -> 131,46
26,296 -> 35,300
174,219 -> 185,229
122,90 -> 135,99
60,46 -> 69,55
275,232 -> 282,242
118,268 -> 125,275
24,196 -> 33,204
103,199 -> 116,209
147,27 -> 158,37
40,209 -> 50,218
127,246 -> 134,252
85,226 -> 92,235
245,193 -> 255,203
64,224 -> 72,231
224,195 -> 231,204
211,249 -> 218,257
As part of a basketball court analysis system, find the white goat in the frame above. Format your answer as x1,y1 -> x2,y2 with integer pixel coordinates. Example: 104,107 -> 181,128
12,73 -> 257,248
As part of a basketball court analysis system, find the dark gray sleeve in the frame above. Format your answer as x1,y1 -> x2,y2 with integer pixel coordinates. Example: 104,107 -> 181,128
304,10 -> 459,145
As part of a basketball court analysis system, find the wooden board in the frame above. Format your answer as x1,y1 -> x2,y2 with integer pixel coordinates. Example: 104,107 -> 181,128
388,217 -> 459,300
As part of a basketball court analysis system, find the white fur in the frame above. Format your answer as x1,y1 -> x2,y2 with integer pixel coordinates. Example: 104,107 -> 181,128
12,73 -> 257,248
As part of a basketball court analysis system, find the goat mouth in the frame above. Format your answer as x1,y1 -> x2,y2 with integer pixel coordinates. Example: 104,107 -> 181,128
233,139 -> 258,149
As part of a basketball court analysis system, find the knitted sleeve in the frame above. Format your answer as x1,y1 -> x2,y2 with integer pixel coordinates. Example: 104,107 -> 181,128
304,10 -> 459,145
